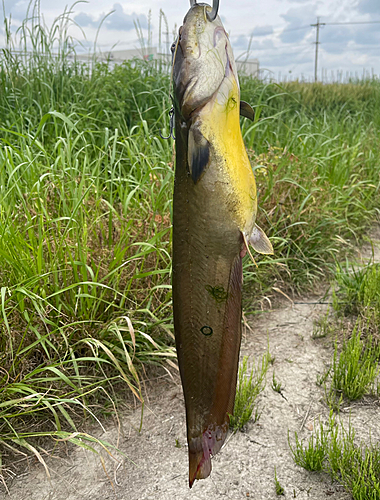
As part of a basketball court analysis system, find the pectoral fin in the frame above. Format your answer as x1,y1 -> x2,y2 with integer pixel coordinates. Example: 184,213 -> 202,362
188,123 -> 210,183
240,101 -> 255,121
249,224 -> 274,254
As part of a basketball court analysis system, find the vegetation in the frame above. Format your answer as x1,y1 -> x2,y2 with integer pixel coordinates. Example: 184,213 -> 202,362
333,261 -> 380,326
230,352 -> 270,431
315,260 -> 380,406
307,260 -> 380,496
274,467 -> 285,496
271,371 -> 284,395
289,412 -> 380,499
0,4 -> 176,472
331,326 -> 379,401
1,0 -> 380,482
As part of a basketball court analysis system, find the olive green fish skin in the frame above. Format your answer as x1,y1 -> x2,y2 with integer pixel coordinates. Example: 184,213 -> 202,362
171,3 -> 257,487
171,2 -> 274,487
172,112 -> 243,485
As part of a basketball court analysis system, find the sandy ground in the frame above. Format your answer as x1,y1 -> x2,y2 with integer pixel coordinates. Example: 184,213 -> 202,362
1,225 -> 379,500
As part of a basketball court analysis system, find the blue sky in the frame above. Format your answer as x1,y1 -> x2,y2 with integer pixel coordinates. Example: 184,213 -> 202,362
1,0 -> 380,80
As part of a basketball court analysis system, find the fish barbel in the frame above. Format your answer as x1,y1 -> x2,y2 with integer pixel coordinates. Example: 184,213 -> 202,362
171,1 -> 273,488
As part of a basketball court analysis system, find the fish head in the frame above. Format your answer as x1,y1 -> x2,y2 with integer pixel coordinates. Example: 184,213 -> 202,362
172,3 -> 237,120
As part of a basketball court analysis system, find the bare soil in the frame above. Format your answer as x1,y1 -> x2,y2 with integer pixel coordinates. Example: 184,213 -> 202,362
1,226 -> 379,500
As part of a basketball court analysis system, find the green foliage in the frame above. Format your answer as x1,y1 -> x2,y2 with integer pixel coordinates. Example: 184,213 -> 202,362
271,371 -> 283,394
288,427 -> 326,472
319,320 -> 380,405
0,2 -> 176,472
331,326 -> 379,401
274,467 -> 285,495
289,412 -> 380,499
241,81 -> 380,302
312,308 -> 336,339
333,261 -> 380,322
230,352 -> 270,431
1,0 -> 380,480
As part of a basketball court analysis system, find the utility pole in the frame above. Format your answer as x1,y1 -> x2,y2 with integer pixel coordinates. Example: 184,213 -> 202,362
311,17 -> 325,82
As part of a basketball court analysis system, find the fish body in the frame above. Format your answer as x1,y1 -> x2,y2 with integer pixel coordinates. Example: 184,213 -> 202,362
171,3 -> 272,487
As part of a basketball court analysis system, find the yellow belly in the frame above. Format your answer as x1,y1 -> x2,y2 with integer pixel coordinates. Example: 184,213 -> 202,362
199,79 -> 257,235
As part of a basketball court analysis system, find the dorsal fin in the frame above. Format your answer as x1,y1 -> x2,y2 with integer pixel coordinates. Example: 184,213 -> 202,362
240,101 -> 255,121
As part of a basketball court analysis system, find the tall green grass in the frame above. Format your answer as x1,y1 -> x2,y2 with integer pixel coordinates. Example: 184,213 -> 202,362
1,1 -> 380,484
0,3 -> 176,477
241,80 -> 380,301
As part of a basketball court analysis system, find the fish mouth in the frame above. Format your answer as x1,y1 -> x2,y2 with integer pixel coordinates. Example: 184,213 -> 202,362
175,38 -> 232,121
172,5 -> 231,121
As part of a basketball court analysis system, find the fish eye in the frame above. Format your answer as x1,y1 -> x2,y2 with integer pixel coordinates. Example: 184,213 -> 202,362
171,42 -> 176,53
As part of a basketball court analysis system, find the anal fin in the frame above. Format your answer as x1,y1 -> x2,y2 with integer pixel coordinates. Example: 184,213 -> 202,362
188,254 -> 243,488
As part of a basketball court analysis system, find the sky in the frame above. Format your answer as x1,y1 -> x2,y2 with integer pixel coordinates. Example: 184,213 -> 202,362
1,0 -> 380,81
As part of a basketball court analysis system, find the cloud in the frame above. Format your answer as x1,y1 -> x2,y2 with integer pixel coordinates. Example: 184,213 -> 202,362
74,12 -> 95,28
232,34 -> 249,50
319,26 -> 350,54
320,23 -> 380,55
105,3 -> 147,31
232,35 -> 274,51
251,25 -> 274,37
261,49 -> 312,69
353,23 -> 380,45
280,5 -> 317,43
74,3 -> 147,32
1,1 -> 31,21
356,0 -> 380,14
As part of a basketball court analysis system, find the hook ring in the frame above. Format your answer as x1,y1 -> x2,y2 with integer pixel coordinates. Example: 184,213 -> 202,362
189,0 -> 219,22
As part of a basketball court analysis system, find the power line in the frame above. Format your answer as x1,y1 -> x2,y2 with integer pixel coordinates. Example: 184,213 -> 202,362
310,18 -> 380,82
324,21 -> 380,25
228,24 -> 311,40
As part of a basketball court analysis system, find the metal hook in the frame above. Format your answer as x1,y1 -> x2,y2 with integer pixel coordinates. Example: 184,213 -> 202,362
189,0 -> 219,22
206,0 -> 219,21
159,107 -> 176,140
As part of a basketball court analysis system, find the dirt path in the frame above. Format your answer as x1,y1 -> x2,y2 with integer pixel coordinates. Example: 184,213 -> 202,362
2,226 -> 380,500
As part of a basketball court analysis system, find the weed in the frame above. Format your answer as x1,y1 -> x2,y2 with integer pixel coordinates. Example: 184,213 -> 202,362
333,261 -> 380,327
272,371 -> 283,394
323,384 -> 344,413
2,0 -> 380,479
331,325 -> 379,400
269,354 -> 276,365
316,367 -> 331,387
274,467 -> 285,495
289,411 -> 380,498
312,308 -> 335,339
288,427 -> 326,471
230,352 -> 271,431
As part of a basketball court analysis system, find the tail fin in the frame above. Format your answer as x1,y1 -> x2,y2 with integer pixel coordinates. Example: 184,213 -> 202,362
189,424 -> 227,487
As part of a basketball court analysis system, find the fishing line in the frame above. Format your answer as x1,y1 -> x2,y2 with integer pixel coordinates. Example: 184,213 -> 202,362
160,36 -> 180,140
160,0 -> 219,140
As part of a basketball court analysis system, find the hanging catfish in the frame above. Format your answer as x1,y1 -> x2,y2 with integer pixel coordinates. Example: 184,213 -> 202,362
170,0 -> 273,488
